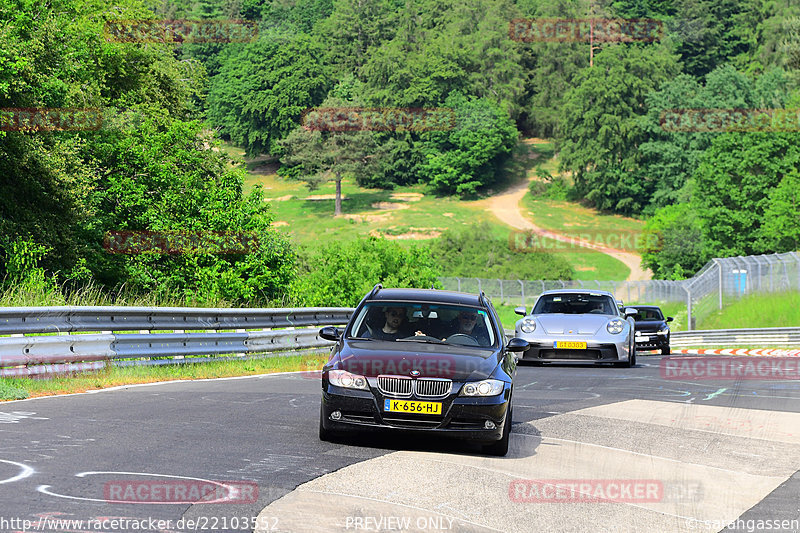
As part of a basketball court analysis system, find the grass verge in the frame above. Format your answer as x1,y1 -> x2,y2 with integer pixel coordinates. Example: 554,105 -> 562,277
0,353 -> 327,401
698,292 -> 800,330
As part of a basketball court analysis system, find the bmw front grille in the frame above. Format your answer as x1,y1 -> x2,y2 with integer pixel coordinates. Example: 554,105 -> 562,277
377,375 -> 452,399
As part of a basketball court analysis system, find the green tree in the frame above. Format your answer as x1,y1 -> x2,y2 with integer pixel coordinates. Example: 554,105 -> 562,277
84,116 -> 296,303
278,96 -> 385,216
290,237 -> 441,307
758,171 -> 800,252
692,131 -> 800,257
207,31 -> 331,156
640,203 -> 709,279
419,93 -> 518,196
557,44 -> 679,214
430,223 -> 575,280
638,65 -> 791,212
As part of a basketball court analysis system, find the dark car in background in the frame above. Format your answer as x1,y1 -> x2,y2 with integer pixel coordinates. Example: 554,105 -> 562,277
318,285 -> 529,456
627,305 -> 673,355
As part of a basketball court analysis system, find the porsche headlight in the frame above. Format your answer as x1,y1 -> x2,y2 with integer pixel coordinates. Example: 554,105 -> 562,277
520,318 -> 536,333
460,379 -> 504,397
607,319 -> 625,335
328,369 -> 369,390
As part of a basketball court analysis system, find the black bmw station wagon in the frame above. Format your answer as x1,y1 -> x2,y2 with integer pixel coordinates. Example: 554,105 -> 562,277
318,285 -> 528,456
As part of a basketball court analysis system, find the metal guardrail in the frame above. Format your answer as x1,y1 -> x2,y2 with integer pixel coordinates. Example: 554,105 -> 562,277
671,327 -> 800,348
0,306 -> 353,377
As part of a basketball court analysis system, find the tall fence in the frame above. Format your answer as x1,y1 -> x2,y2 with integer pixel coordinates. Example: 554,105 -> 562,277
439,252 -> 800,330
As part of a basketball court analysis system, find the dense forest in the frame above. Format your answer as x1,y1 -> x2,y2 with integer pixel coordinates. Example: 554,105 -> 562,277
1,0 -> 798,305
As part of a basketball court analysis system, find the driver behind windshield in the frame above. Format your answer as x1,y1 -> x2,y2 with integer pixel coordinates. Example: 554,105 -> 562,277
364,306 -> 411,340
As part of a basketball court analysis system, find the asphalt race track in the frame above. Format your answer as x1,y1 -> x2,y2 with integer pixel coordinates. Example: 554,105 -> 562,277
0,355 -> 799,533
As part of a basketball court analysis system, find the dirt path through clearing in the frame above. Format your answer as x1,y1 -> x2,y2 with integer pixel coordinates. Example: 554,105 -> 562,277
486,178 -> 652,283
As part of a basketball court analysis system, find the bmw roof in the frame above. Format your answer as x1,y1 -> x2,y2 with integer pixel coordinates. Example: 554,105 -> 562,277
365,287 -> 485,307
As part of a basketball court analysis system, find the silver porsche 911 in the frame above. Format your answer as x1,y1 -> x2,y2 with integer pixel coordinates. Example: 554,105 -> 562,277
513,290 -> 637,367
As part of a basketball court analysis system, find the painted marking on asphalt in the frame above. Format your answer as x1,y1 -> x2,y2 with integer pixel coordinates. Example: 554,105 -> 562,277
703,388 -> 727,401
0,411 -> 49,423
0,459 -> 35,484
38,471 -> 238,504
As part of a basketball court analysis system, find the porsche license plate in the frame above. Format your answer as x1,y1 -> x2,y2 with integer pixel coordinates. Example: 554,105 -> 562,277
554,341 -> 587,349
383,399 -> 442,415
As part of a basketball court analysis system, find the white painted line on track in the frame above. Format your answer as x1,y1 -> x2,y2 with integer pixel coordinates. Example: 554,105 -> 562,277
0,459 -> 35,484
0,370 -> 312,404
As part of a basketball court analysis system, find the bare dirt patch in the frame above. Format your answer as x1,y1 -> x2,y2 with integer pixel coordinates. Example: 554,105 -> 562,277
271,221 -> 289,227
380,227 -> 442,240
389,192 -> 424,202
265,195 -> 294,202
306,194 -> 346,201
341,213 -> 391,223
371,202 -> 410,211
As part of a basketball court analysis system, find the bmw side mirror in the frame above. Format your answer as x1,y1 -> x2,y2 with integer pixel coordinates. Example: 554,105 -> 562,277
666,316 -> 674,322
506,337 -> 529,352
514,306 -> 527,316
319,326 -> 341,341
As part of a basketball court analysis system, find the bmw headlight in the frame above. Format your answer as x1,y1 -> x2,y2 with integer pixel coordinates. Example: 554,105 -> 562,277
606,319 -> 625,335
460,379 -> 504,397
328,369 -> 369,390
658,328 -> 669,335
520,318 -> 536,333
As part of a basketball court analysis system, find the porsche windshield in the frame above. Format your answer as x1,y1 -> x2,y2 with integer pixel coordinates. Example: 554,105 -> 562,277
532,293 -> 617,315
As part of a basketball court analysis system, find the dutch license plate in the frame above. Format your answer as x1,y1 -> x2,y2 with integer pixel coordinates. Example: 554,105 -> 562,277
637,335 -> 651,342
554,341 -> 587,349
383,399 -> 442,415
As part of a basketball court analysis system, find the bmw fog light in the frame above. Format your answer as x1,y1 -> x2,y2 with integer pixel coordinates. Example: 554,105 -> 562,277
330,410 -> 342,421
484,420 -> 496,430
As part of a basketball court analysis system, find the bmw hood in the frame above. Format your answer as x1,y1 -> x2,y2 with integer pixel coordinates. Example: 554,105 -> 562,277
634,320 -> 667,333
337,340 -> 497,381
534,314 -> 615,335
